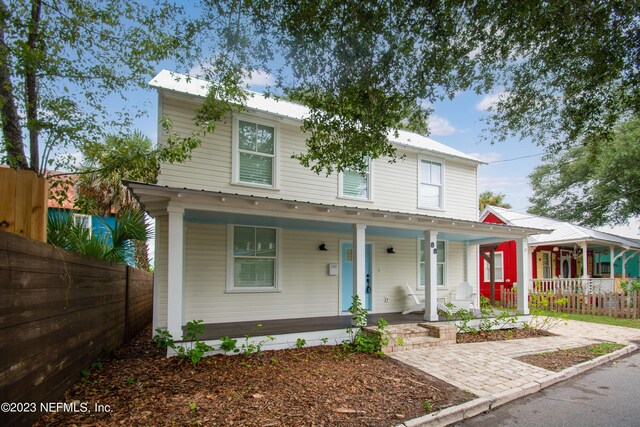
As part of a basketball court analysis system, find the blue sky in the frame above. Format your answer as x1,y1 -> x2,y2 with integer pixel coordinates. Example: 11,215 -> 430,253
124,71 -> 544,212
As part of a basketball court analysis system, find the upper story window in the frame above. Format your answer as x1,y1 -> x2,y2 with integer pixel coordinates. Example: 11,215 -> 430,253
227,225 -> 280,292
483,251 -> 504,282
233,116 -> 278,188
339,160 -> 371,200
419,158 -> 443,210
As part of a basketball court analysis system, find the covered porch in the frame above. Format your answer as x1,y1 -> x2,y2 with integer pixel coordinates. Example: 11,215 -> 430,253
127,181 -> 543,343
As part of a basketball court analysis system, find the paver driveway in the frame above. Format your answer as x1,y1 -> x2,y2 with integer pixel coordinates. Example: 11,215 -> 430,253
390,319 -> 640,397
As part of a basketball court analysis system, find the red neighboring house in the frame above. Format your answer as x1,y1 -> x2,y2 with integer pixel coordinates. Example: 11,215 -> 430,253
480,206 -> 640,300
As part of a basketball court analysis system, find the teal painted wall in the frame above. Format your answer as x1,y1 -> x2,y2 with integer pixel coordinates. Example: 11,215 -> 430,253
597,252 -> 639,278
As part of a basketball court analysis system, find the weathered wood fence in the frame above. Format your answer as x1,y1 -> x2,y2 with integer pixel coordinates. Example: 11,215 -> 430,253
501,286 -> 639,319
0,231 -> 153,427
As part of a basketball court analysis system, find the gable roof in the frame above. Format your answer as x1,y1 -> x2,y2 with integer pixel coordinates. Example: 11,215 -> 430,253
149,70 -> 484,164
480,206 -> 640,249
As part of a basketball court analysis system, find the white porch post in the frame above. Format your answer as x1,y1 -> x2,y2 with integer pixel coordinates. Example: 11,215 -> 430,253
352,224 -> 367,312
581,241 -> 589,278
609,246 -> 615,279
515,237 -> 529,315
167,205 -> 185,340
424,230 -> 438,321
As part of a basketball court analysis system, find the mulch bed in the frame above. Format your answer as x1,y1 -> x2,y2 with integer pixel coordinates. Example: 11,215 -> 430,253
457,328 -> 554,343
515,343 -> 626,372
35,326 -> 474,427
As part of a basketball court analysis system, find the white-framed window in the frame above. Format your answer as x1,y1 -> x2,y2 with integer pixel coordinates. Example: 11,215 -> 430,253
418,239 -> 446,288
483,251 -> 504,282
227,225 -> 280,292
541,251 -> 552,278
73,213 -> 92,236
232,115 -> 278,188
418,158 -> 444,210
338,159 -> 372,200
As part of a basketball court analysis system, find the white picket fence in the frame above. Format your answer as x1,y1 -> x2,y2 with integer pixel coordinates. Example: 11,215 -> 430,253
528,278 -> 616,294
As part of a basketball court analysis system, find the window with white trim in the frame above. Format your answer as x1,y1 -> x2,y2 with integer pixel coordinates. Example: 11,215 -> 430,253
483,251 -> 504,282
229,225 -> 279,291
541,251 -> 552,278
73,213 -> 92,236
418,239 -> 446,287
339,160 -> 371,200
234,118 -> 276,187
419,158 -> 443,209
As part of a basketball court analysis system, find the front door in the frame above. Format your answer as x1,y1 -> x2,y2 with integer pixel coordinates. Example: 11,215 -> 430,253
341,242 -> 372,312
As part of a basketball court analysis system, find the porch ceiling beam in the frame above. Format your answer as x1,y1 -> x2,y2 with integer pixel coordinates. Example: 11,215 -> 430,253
467,237 -> 511,246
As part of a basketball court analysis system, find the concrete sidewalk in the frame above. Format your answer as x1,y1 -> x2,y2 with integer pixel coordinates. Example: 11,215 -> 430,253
390,319 -> 640,426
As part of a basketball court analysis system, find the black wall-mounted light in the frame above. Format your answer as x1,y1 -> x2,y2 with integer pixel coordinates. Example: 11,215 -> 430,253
387,246 -> 396,254
319,243 -> 328,251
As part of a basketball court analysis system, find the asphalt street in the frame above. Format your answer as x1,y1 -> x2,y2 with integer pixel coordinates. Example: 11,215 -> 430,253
457,350 -> 640,427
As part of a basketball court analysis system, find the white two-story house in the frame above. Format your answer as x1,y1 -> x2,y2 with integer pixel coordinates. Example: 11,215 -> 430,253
128,70 -> 541,347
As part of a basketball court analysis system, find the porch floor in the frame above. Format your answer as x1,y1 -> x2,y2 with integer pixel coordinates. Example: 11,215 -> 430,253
185,312 -> 455,342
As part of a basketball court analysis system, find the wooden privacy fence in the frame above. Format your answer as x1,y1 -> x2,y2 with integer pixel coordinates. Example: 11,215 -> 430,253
500,286 -> 639,319
0,167 -> 48,242
0,231 -> 153,427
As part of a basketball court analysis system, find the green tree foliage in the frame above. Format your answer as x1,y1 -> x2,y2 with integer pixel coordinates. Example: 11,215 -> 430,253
0,0 -> 197,174
479,191 -> 512,211
528,118 -> 640,226
185,0 -> 640,174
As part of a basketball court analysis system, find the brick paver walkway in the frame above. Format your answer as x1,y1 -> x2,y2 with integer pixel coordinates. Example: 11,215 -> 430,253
389,319 -> 640,397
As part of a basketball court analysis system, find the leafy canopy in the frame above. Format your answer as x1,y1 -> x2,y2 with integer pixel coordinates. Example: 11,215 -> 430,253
0,0 -> 197,174
479,191 -> 512,211
184,0 -> 640,174
528,118 -> 640,226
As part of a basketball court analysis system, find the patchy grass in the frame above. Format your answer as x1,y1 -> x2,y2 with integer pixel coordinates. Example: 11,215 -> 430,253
540,311 -> 640,329
516,343 -> 626,371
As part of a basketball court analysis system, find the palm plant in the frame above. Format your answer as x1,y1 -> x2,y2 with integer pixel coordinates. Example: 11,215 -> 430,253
47,208 -> 151,265
479,191 -> 512,211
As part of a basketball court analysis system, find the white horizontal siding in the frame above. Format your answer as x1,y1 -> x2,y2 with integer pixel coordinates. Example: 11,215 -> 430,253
158,94 -> 478,221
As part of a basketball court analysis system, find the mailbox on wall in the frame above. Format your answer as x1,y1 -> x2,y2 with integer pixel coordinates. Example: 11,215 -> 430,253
328,263 -> 338,276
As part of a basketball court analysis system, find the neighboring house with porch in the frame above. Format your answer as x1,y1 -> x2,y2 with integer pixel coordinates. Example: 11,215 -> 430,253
480,206 -> 640,300
128,70 -> 544,348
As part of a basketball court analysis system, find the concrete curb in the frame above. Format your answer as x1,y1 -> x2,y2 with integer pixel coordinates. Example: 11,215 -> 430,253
397,343 -> 638,427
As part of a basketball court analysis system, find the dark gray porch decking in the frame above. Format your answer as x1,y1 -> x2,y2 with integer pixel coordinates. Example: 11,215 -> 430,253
184,312 -> 447,342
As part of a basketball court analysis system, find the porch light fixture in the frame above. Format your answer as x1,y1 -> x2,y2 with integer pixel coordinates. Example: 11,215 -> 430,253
319,243 -> 328,251
387,246 -> 396,254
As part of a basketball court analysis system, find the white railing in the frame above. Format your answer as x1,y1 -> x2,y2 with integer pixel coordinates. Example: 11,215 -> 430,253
528,278 -> 616,294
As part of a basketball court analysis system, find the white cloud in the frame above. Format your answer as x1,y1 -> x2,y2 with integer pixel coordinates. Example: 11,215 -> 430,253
428,115 -> 457,136
475,90 -> 509,112
468,152 -> 502,163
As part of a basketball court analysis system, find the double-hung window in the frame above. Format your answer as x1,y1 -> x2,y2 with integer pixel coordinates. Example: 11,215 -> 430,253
234,117 -> 277,187
73,213 -> 92,236
339,160 -> 371,200
483,251 -> 504,282
418,239 -> 446,288
228,225 -> 279,292
419,159 -> 443,209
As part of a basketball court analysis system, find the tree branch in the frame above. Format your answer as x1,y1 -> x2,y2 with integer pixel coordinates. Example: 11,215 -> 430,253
26,0 -> 43,173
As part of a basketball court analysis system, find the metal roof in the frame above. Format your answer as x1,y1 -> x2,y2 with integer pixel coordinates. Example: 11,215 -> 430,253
149,70 -> 484,164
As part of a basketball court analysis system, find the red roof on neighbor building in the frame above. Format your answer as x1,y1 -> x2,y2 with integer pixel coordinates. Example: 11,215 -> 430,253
47,171 -> 79,210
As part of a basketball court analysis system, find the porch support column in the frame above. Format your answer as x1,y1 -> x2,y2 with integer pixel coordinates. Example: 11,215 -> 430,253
515,237 -> 529,315
167,205 -> 185,340
581,241 -> 589,278
424,230 -> 438,321
609,246 -> 615,279
352,224 -> 367,317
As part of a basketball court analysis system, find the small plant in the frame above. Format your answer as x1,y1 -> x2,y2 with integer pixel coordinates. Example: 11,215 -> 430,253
479,295 -> 491,309
153,328 -> 175,350
295,338 -> 307,349
270,357 -> 279,364
80,369 -> 91,383
320,337 -> 329,344
240,324 -> 275,356
527,291 -> 568,331
453,307 -> 476,333
91,361 -> 103,370
621,280 -> 640,294
344,296 -> 389,354
395,336 -> 405,346
422,400 -> 433,412
126,376 -> 136,384
175,320 -> 214,365
188,402 -> 198,416
219,336 -> 239,354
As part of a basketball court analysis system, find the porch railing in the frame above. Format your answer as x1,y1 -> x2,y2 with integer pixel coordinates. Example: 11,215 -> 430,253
528,278 -> 616,294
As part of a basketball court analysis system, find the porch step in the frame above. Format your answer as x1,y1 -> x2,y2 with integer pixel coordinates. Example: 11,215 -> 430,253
366,322 -> 457,353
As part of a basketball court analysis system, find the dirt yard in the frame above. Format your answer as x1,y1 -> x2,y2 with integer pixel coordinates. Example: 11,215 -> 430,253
34,327 -> 474,426
515,343 -> 626,371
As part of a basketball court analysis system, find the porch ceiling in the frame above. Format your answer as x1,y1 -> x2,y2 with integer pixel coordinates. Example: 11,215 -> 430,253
125,181 -> 548,242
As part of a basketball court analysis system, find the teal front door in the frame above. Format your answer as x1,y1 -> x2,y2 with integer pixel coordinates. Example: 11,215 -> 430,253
341,242 -> 372,312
